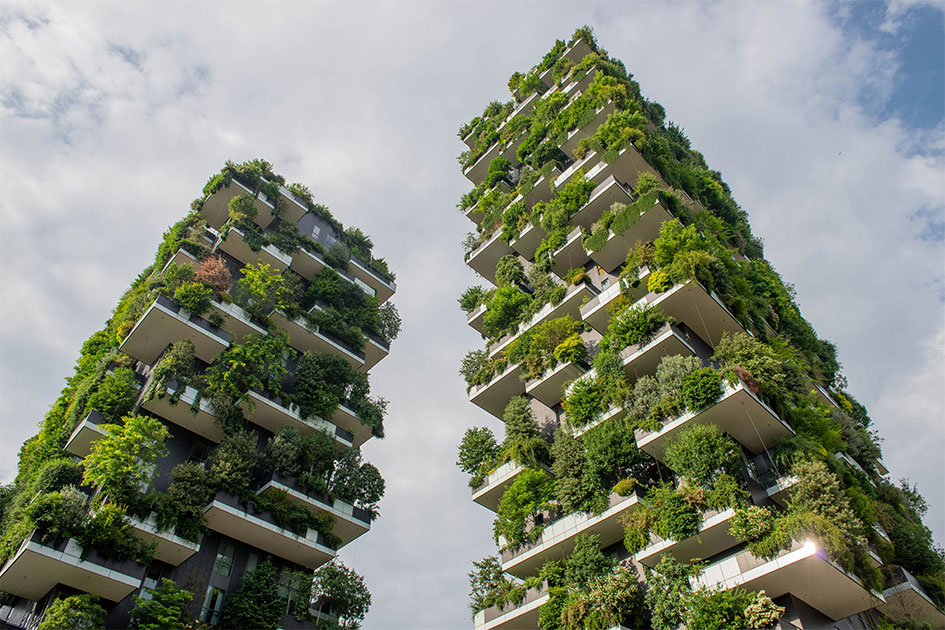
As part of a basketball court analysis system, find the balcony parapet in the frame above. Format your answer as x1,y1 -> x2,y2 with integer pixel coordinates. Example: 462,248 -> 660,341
120,294 -> 232,365
466,302 -> 488,335
879,566 -> 945,627
474,583 -> 549,630
585,198 -> 674,273
500,491 -> 641,579
471,461 -> 553,513
466,229 -> 514,285
635,507 -> 738,568
635,378 -> 794,461
201,179 -> 277,231
64,409 -> 106,457
348,255 -> 396,303
127,514 -> 199,566
244,388 -> 354,448
694,539 -> 885,621
525,357 -> 587,408
141,380 -> 223,442
204,490 -> 335,569
271,309 -> 366,370
0,530 -> 146,602
257,472 -> 370,546
217,226 -> 292,272
469,361 -> 526,419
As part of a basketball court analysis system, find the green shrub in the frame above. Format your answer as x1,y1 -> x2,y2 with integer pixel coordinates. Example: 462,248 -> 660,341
494,468 -> 554,551
663,424 -> 739,489
647,269 -> 673,293
37,594 -> 107,630
227,194 -> 257,223
552,333 -> 586,365
129,577 -> 193,630
730,506 -> 774,543
29,486 -> 87,541
648,484 -> 702,541
457,427 -> 500,488
208,431 -> 258,494
459,286 -> 487,312
562,375 -> 605,428
482,286 -> 532,339
613,478 -> 637,496
606,303 -> 667,350
173,281 -> 213,317
85,367 -> 139,422
681,367 -> 722,411
495,255 -> 526,287
220,557 -> 284,630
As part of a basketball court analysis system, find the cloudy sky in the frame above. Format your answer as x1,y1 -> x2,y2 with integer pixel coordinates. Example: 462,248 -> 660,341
1,1 -> 943,627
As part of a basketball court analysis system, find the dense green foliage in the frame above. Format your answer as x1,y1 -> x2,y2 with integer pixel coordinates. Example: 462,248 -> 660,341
37,594 -> 107,630
219,557 -> 284,630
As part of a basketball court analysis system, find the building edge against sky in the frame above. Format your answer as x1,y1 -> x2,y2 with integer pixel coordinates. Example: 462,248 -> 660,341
0,160 -> 398,629
455,27 -> 945,630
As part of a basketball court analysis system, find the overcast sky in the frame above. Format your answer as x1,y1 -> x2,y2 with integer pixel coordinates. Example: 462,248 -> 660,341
1,2 -> 943,628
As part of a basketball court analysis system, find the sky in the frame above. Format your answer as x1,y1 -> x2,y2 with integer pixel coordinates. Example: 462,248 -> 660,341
1,1 -> 943,628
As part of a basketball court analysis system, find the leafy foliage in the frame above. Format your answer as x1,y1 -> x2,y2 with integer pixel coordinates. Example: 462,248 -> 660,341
130,578 -> 194,630
457,427 -> 501,488
82,415 -> 169,502
37,594 -> 107,630
219,557 -> 284,630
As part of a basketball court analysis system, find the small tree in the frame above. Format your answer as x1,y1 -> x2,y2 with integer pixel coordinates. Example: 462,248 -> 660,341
311,560 -> 372,629
37,594 -> 107,630
468,556 -> 512,614
457,427 -> 500,487
236,262 -> 291,319
195,255 -> 231,292
663,423 -> 740,489
82,415 -> 169,502
219,557 -> 283,630
85,367 -> 139,422
502,397 -> 548,468
208,431 -> 259,494
129,577 -> 194,630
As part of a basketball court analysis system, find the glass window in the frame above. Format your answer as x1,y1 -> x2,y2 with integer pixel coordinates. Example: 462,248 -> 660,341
245,552 -> 259,575
139,565 -> 163,600
189,438 -> 211,465
213,540 -> 236,577
310,224 -> 321,239
200,586 -> 225,625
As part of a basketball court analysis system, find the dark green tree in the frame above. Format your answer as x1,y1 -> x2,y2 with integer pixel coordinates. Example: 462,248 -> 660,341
220,557 -> 284,630
129,578 -> 194,630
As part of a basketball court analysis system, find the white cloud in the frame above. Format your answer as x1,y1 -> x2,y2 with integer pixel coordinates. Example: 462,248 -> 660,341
0,1 -> 942,626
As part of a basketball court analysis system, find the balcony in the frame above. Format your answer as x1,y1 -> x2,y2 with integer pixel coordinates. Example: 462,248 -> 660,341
501,492 -> 641,579
276,185 -> 309,225
489,282 -> 596,358
64,409 -> 106,457
581,144 -> 662,190
618,323 -> 698,382
571,404 -> 626,438
127,515 -> 199,566
570,175 -> 634,231
0,531 -> 146,602
466,302 -> 488,335
549,227 -> 590,278
467,230 -> 514,285
634,280 -> 746,348
635,508 -> 738,568
587,198 -> 675,272
878,567 -> 945,627
120,294 -> 232,365
472,461 -> 553,513
763,474 -> 799,508
217,227 -> 292,272
560,103 -> 618,159
210,296 -> 267,342
243,390 -> 354,448
695,539 -> 884,621
361,331 -> 390,372
525,359 -> 587,408
554,150 -> 603,190
579,270 -> 652,333
464,181 -> 514,226
635,379 -> 794,460
201,179 -> 277,231
348,257 -> 396,305
204,491 -> 335,570
464,141 -> 503,185
162,246 -> 200,273
140,381 -> 224,442
257,473 -> 370,546
330,400 -> 373,449
509,222 -> 548,261
270,309 -> 366,370
562,37 -> 593,66
469,361 -> 526,419
474,583 -> 549,630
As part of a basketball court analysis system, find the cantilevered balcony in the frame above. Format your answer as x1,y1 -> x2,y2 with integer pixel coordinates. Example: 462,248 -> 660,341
562,37 -> 593,65
554,150 -> 604,190
276,185 -> 309,225
587,199 -> 675,272
209,296 -> 266,342
348,257 -> 396,305
163,246 -> 200,273
64,409 -> 106,457
570,175 -> 634,231
635,508 -> 738,568
549,227 -> 590,278
464,181 -> 514,226
330,400 -> 373,449
618,323 -> 698,382
525,358 -> 587,408
879,567 -> 945,627
464,142 -> 503,186
581,144 -> 662,190
0,531 -> 146,602
127,515 -> 199,566
217,227 -> 292,272
501,492 -> 641,579
467,230 -> 514,285
509,222 -> 548,261
466,303 -> 488,335
472,462 -> 553,513
474,583 -> 549,630
488,282 -> 596,358
560,103 -> 618,159
201,180 -> 278,231
257,473 -> 370,546
243,389 -> 354,448
635,379 -> 794,460
763,474 -> 799,508
120,295 -> 232,365
270,309 -> 366,370
306,302 -> 388,371
579,270 -> 652,333
204,491 -> 335,570
469,361 -> 526,419
140,381 -> 224,442
571,404 -> 626,438
634,280 -> 746,348
695,540 -> 884,621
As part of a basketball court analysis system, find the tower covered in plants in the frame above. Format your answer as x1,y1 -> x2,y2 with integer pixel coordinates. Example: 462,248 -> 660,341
0,160 -> 397,629
456,28 -> 944,630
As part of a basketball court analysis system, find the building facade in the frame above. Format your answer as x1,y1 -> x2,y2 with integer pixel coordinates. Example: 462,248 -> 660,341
0,160 -> 397,629
455,30 -> 944,630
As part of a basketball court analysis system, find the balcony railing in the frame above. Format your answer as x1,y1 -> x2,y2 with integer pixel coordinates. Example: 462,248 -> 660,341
201,179 -> 277,231
0,530 -> 146,602
500,492 -> 641,579
243,389 -> 354,448
348,255 -> 396,303
474,583 -> 549,630
586,198 -> 675,273
466,229 -> 514,285
879,566 -> 945,627
127,514 -> 199,566
140,380 -> 224,443
635,378 -> 794,461
469,361 -> 526,420
634,507 -> 737,568
471,461 -> 553,513
64,409 -> 106,457
204,490 -> 335,569
217,226 -> 292,272
270,309 -> 366,370
120,294 -> 233,365
525,357 -> 587,408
